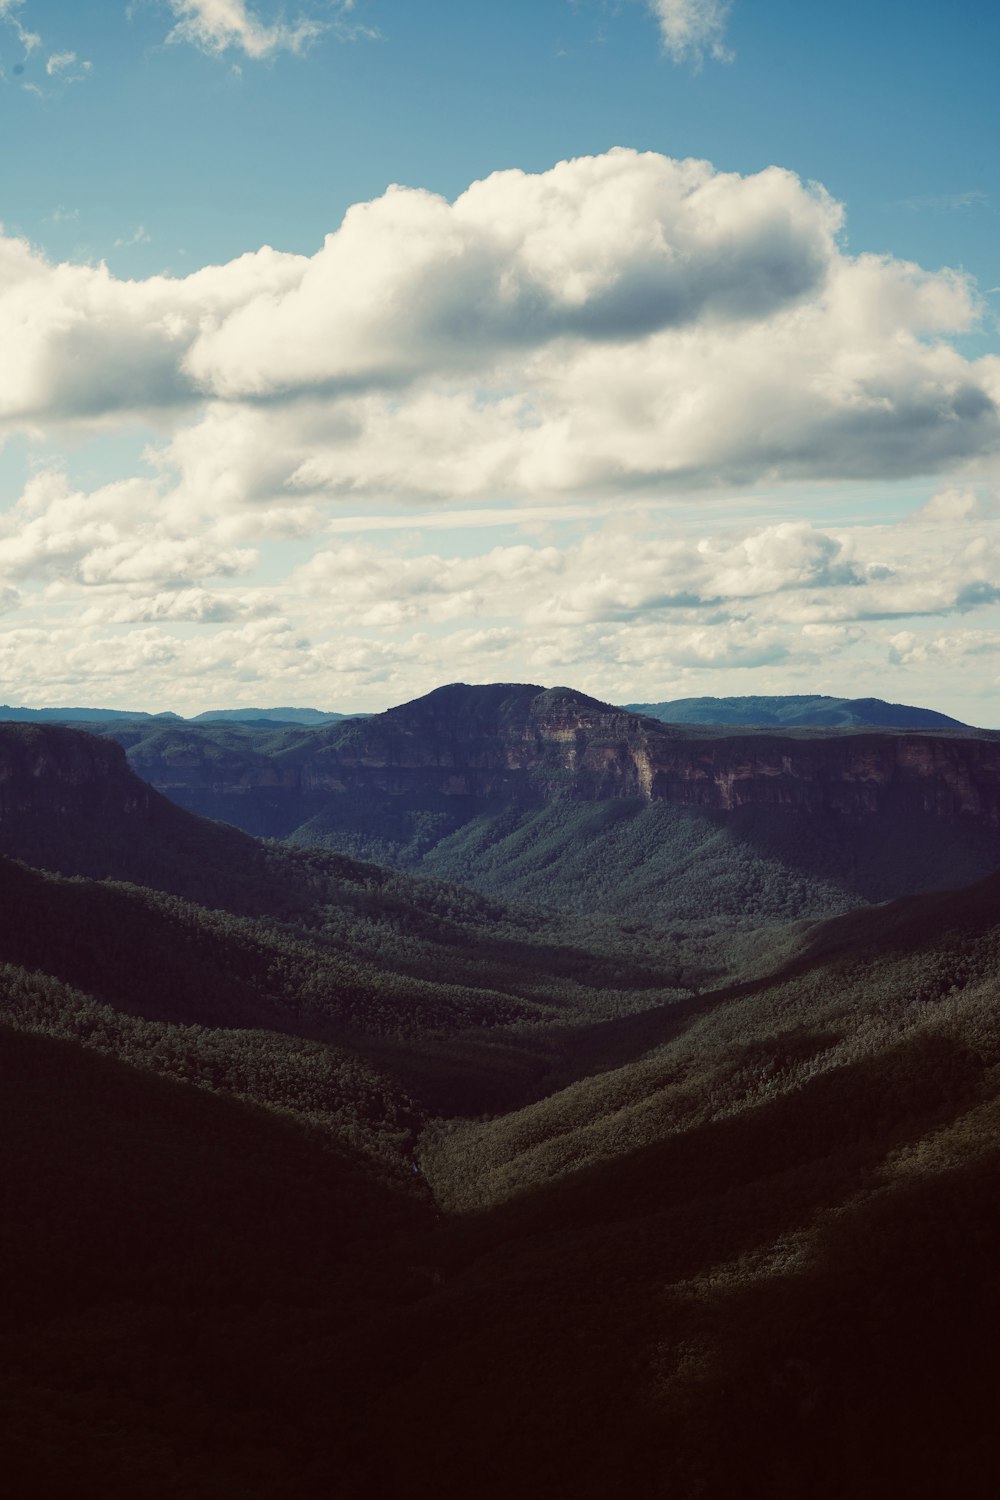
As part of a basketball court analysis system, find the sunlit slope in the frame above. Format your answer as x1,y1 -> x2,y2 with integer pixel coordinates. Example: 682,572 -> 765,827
395,869 -> 1000,1498
423,867 -> 1000,1212
413,795 -> 1000,920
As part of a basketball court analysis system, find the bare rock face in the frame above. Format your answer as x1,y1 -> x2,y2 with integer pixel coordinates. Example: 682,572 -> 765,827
316,685 -> 658,799
643,734 -> 1000,823
194,683 -> 1000,822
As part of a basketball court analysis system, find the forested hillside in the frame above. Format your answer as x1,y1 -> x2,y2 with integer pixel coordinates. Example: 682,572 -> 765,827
5,719 -> 1000,1496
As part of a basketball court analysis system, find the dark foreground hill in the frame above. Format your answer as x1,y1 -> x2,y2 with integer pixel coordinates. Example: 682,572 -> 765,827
627,691 -> 972,729
89,682 -> 1000,927
4,736 -> 1000,1496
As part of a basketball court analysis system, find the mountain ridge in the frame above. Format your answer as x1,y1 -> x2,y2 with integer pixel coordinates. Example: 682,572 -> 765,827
627,692 -> 972,729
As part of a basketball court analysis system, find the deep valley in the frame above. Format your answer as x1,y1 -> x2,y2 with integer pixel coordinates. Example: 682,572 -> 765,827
3,685 -> 1000,1498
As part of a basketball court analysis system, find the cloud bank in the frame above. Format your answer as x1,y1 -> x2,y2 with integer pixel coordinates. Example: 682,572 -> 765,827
2,150 -> 1000,715
1,149 -> 997,513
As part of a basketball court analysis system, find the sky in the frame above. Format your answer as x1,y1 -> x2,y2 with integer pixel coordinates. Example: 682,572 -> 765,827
2,0 -> 1000,721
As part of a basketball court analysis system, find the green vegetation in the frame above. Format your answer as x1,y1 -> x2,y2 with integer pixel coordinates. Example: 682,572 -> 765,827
5,716 -> 1000,1496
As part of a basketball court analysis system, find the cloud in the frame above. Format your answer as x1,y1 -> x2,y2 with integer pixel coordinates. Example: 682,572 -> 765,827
79,587 -> 277,624
887,628 -> 1000,668
646,0 -> 733,65
45,50 -> 92,81
284,509 -> 1000,644
0,471 -> 257,587
114,226 -> 153,249
900,190 -> 989,214
0,0 -> 40,55
1,6 -> 91,93
1,149 -> 997,506
185,153 -> 838,397
908,486 -> 1000,525
7,484 -> 1000,716
0,234 -> 304,422
165,0 -> 327,59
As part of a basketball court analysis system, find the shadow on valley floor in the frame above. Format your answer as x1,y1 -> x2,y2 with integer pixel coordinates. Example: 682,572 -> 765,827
359,1032 -> 1000,1500
5,1006 -> 1000,1499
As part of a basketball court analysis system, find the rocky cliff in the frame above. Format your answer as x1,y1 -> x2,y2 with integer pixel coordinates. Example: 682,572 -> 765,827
8,694 -> 1000,919
0,721 -> 292,915
109,682 -> 1000,830
0,723 -> 153,823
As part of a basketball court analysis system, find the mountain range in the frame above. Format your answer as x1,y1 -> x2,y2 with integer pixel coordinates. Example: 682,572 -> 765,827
0,703 -> 355,726
0,689 -> 975,730
69,682 -> 1000,947
4,687 -> 1000,1496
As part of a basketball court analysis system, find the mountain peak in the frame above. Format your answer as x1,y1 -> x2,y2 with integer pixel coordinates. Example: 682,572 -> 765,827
380,681 -> 621,731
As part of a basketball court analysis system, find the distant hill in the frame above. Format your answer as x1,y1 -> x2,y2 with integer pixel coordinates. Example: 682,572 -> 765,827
626,693 -> 971,729
191,706 -> 360,725
0,703 -> 353,726
0,703 -> 180,723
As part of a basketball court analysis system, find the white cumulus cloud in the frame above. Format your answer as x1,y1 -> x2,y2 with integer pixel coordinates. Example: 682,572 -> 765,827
1,150 -> 996,505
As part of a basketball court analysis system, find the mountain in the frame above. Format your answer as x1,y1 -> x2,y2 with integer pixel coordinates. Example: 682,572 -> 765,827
191,706 -> 360,725
5,719 -> 1000,1497
0,703 -> 181,722
627,692 -> 971,729
89,681 -> 1000,928
0,703 -> 352,726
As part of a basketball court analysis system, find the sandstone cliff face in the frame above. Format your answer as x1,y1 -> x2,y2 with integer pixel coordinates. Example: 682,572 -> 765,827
13,685 -> 997,843
0,724 -> 152,822
644,734 -> 1000,823
133,684 -> 1000,828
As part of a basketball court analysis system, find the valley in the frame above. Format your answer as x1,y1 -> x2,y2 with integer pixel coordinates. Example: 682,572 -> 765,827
3,686 -> 1000,1496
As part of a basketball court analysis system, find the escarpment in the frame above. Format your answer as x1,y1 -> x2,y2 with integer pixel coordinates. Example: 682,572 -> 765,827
109,682 -> 1000,828
0,724 -> 153,822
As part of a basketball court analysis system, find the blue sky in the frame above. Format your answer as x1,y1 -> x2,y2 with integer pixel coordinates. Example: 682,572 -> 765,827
2,0 -> 1000,719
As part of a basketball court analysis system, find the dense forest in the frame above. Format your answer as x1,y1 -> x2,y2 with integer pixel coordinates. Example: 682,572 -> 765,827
4,716 -> 1000,1496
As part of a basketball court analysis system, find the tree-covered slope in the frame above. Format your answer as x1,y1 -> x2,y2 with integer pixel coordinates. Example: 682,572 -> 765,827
6,840 -> 1000,1495
627,691 -> 971,729
0,1023 -> 435,1500
423,866 -> 1000,1213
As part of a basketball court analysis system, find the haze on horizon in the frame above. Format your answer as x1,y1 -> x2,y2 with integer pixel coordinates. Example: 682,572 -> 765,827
2,0 -> 1000,724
